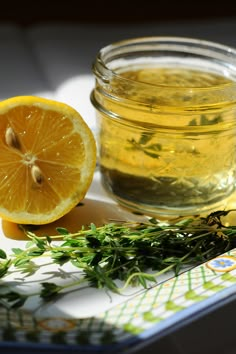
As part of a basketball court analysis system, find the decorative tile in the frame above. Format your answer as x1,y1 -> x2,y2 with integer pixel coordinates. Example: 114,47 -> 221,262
1,248 -> 236,351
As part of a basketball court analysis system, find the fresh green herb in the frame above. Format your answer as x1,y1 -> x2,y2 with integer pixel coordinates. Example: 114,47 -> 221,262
189,114 -> 223,126
128,133 -> 161,158
0,209 -> 236,309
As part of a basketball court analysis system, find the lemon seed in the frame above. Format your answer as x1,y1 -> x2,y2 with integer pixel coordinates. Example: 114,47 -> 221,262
5,127 -> 20,149
31,165 -> 43,185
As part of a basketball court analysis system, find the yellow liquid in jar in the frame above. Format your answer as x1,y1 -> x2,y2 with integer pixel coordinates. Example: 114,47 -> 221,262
97,67 -> 236,216
121,67 -> 230,87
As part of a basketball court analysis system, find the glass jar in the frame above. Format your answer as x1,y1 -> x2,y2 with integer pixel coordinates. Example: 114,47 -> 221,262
90,36 -> 236,217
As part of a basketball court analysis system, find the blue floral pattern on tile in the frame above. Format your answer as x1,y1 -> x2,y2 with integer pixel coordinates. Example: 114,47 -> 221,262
206,256 -> 236,272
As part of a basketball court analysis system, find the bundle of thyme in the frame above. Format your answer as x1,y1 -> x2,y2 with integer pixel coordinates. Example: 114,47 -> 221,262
0,209 -> 236,309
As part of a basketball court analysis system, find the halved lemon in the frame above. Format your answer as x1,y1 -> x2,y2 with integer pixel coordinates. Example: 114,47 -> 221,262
0,96 -> 96,224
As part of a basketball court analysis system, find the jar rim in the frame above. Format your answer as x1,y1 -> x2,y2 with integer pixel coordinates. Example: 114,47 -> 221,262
93,35 -> 236,92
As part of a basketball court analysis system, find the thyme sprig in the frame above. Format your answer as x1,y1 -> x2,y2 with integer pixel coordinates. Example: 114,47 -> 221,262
0,209 -> 236,309
127,132 -> 161,158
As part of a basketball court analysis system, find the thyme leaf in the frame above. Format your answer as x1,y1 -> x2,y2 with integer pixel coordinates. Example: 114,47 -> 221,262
1,209 -> 236,309
189,114 -> 223,126
127,133 -> 161,159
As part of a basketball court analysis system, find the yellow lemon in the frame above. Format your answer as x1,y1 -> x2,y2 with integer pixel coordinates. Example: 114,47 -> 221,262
0,96 -> 96,224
